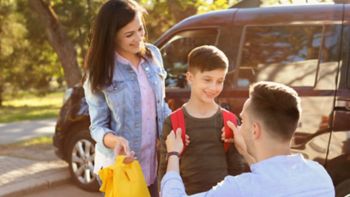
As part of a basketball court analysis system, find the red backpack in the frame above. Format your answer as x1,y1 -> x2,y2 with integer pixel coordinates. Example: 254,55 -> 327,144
170,107 -> 238,154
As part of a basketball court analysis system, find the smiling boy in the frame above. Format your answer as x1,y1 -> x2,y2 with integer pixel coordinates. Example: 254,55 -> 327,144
158,45 -> 245,195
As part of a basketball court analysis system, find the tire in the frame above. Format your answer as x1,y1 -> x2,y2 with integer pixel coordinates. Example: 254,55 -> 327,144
336,179 -> 350,197
67,129 -> 99,192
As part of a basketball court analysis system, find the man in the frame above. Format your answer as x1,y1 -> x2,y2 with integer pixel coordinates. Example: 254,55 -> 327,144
161,81 -> 335,197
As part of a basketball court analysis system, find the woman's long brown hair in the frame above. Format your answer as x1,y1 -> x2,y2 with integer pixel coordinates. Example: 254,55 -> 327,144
84,0 -> 151,92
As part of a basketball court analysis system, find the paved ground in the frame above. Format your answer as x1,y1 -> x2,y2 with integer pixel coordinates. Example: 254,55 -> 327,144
0,119 -> 72,197
0,119 -> 56,144
22,181 -> 100,197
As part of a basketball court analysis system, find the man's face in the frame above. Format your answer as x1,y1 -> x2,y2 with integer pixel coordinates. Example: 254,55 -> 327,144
187,68 -> 227,104
239,98 -> 255,155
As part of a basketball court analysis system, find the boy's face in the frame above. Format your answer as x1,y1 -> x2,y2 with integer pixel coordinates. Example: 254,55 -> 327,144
186,68 -> 227,104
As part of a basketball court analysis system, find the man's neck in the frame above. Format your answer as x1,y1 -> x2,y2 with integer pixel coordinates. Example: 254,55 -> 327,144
184,98 -> 218,118
255,142 -> 291,162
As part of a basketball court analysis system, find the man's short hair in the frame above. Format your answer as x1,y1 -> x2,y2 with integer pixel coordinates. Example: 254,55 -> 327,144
248,81 -> 301,141
187,45 -> 228,73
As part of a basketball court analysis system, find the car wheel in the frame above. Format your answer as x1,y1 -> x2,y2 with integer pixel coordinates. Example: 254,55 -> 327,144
67,129 -> 99,192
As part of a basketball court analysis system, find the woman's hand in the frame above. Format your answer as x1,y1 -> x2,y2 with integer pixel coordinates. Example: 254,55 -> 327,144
113,136 -> 136,164
113,136 -> 130,154
104,133 -> 135,164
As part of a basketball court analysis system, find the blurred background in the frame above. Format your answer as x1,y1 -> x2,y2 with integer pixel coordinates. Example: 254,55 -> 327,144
0,0 -> 337,122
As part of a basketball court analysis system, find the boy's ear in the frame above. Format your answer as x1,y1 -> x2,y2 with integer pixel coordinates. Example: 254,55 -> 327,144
186,71 -> 193,85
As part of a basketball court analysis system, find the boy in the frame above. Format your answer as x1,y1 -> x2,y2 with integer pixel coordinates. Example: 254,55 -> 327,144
158,45 -> 246,195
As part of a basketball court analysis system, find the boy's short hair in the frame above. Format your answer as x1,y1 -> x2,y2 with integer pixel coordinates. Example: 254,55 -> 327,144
188,45 -> 228,73
248,81 -> 301,142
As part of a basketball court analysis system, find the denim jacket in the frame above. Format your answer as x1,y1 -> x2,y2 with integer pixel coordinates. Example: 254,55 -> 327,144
83,44 -> 171,158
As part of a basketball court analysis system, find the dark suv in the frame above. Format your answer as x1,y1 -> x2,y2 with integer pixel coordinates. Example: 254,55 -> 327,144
53,4 -> 350,196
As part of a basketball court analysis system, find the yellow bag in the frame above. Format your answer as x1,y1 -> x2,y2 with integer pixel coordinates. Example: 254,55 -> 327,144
98,156 -> 151,197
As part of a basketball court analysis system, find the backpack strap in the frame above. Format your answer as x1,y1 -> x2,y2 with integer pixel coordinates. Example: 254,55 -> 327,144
221,108 -> 238,152
170,107 -> 237,154
170,107 -> 186,154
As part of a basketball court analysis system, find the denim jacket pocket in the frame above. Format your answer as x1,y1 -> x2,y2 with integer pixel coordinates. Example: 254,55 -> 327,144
105,80 -> 127,92
104,80 -> 128,125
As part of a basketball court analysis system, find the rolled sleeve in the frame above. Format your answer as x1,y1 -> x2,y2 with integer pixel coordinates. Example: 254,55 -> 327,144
83,80 -> 113,149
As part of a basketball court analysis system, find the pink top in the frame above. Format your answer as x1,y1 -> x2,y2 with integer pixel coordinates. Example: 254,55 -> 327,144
116,53 -> 157,186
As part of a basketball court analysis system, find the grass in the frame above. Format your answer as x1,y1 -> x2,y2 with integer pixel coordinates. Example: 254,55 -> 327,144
16,136 -> 53,146
0,91 -> 64,123
0,136 -> 52,148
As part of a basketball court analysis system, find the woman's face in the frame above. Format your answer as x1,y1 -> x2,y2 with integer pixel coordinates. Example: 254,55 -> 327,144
115,13 -> 145,57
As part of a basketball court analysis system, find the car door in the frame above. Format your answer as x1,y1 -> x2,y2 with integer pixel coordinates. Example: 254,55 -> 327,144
325,4 -> 350,189
227,5 -> 344,165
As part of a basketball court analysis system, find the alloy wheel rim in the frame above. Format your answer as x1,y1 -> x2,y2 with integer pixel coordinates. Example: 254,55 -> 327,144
71,139 -> 95,184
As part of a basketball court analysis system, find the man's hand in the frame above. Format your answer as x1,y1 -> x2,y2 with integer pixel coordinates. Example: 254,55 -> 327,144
166,128 -> 184,153
226,121 -> 248,155
185,134 -> 190,146
165,128 -> 183,173
222,121 -> 256,165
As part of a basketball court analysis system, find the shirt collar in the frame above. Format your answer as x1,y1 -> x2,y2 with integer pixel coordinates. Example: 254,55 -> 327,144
115,52 -> 145,68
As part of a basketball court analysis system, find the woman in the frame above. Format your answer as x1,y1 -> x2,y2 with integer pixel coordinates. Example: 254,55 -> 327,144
83,0 -> 170,196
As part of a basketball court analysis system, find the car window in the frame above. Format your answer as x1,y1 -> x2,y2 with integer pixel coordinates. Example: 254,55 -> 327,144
316,25 -> 342,90
160,29 -> 219,88
237,25 -> 324,88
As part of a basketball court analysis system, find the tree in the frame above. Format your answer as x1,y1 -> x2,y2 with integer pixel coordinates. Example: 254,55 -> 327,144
0,0 -> 67,106
143,0 -> 234,41
0,1 -> 30,106
0,0 -> 240,107
28,0 -> 82,87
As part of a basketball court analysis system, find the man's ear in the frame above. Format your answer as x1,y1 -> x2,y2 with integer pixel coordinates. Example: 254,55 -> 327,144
186,71 -> 193,85
252,122 -> 262,140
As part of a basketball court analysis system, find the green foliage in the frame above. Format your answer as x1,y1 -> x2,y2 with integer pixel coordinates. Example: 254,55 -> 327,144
0,0 -> 252,107
197,0 -> 234,13
142,0 -> 176,42
0,1 -> 65,105
0,0 -> 235,98
142,0 -> 236,41
48,0 -> 104,65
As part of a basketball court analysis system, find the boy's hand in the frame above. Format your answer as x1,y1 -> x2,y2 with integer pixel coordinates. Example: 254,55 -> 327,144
166,128 -> 184,153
